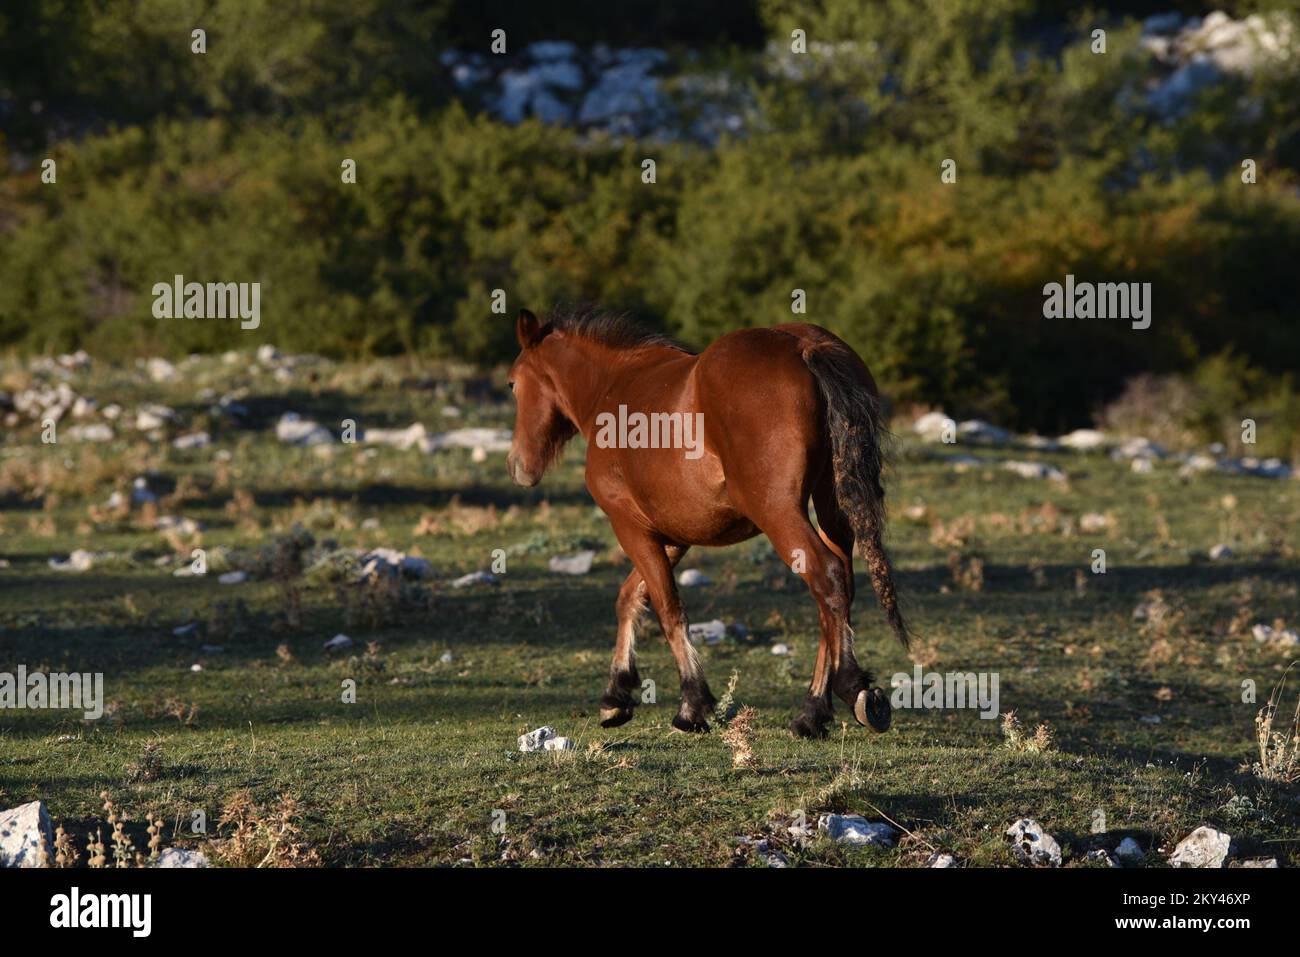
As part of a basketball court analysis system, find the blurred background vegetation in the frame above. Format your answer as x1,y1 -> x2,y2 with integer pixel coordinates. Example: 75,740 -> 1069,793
1,0 -> 1297,449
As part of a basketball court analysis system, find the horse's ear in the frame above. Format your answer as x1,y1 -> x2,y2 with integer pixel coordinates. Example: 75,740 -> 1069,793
516,309 -> 543,349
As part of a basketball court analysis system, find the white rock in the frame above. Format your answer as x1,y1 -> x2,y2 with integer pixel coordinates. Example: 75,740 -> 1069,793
172,431 -> 211,450
1178,453 -> 1220,478
276,412 -> 333,446
1005,818 -> 1062,867
1079,512 -> 1110,533
146,357 -> 179,382
172,623 -> 198,637
543,736 -> 575,751
957,419 -> 1011,445
1058,429 -> 1107,451
256,344 -> 282,365
677,568 -> 709,587
927,852 -> 957,868
135,404 -> 176,431
451,570 -> 499,588
1004,460 -> 1067,482
1087,848 -> 1121,867
439,652 -> 454,665
688,619 -> 727,645
153,848 -> 209,868
1209,543 -> 1234,560
66,423 -> 114,442
526,41 -> 579,61
426,428 -> 512,454
771,643 -> 791,656
1252,624 -> 1300,648
548,551 -> 596,575
1113,436 -> 1166,460
362,422 -> 428,450
217,570 -> 247,585
818,814 -> 898,847
913,411 -> 955,442
0,800 -> 54,867
155,515 -> 202,535
1234,858 -> 1279,868
360,548 -> 433,581
578,60 -> 663,126
787,819 -> 815,846
1170,825 -> 1231,868
1115,837 -> 1145,862
323,633 -> 353,651
48,549 -> 95,572
518,726 -> 558,752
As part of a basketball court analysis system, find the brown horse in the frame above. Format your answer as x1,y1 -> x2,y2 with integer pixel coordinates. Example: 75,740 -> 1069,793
506,306 -> 909,738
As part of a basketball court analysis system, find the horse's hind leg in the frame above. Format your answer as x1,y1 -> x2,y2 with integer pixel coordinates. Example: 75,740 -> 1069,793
813,479 -> 890,731
761,505 -> 889,737
599,544 -> 690,728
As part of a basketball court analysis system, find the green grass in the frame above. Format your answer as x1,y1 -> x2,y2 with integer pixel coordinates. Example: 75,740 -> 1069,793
1,353 -> 1298,866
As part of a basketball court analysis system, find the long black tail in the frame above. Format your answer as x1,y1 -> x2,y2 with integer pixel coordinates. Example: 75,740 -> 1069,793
803,346 -> 910,650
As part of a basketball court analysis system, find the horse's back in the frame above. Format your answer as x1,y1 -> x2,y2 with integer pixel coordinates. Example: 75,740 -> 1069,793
695,322 -> 877,402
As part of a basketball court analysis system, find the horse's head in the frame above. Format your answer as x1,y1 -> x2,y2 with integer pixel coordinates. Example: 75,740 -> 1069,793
506,309 -> 578,487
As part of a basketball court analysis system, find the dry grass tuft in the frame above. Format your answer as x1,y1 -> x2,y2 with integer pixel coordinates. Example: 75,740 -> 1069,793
1001,711 -> 1055,754
206,790 -> 321,867
1254,663 -> 1300,784
721,706 -> 759,769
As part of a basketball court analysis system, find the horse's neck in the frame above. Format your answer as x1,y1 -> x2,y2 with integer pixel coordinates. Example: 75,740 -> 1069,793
554,340 -> 686,438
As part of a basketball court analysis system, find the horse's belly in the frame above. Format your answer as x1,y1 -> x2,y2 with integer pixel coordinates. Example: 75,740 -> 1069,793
634,479 -> 757,546
656,505 -> 758,547
588,445 -> 758,546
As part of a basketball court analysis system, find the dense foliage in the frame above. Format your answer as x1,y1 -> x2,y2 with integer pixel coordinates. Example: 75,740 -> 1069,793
1,0 -> 1298,442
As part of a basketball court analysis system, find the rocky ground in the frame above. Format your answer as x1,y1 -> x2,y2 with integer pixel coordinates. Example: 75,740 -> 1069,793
1,347 -> 1298,866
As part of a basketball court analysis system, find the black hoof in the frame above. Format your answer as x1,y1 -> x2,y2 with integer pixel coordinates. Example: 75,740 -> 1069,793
853,687 -> 892,733
599,703 -> 635,728
790,713 -> 830,739
671,713 -> 710,733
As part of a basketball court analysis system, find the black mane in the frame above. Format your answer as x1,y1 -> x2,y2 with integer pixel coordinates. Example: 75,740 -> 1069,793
547,305 -> 691,354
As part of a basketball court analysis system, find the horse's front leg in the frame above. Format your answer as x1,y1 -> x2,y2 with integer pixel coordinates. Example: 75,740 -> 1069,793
610,528 -> 714,732
599,544 -> 693,728
599,570 -> 647,727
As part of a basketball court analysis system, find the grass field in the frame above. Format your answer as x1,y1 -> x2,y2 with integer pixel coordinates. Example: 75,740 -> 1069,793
2,352 -> 1298,867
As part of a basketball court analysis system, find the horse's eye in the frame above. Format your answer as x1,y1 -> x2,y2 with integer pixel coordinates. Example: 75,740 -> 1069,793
508,380 -> 515,393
